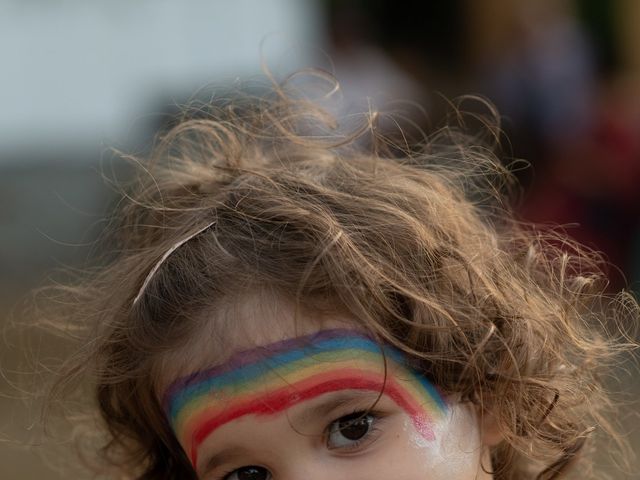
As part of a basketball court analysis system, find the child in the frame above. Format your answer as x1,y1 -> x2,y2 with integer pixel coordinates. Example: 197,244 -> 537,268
37,72 -> 637,480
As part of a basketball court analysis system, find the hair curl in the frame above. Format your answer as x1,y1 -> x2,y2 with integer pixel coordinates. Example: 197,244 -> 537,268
31,71 -> 637,479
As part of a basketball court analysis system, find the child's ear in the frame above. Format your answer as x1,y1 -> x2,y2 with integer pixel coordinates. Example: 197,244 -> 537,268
477,406 -> 504,447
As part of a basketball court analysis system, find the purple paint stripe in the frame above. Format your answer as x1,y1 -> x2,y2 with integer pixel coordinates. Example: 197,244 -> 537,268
162,328 -> 373,407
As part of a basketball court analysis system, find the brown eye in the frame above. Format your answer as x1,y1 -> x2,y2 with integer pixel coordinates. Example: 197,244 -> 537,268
327,411 -> 375,448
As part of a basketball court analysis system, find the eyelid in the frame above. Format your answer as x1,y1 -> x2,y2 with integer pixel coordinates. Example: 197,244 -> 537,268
318,392 -> 388,424
199,450 -> 253,480
327,407 -> 386,425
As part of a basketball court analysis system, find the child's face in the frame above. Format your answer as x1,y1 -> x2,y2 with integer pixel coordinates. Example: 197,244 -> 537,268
161,298 -> 494,479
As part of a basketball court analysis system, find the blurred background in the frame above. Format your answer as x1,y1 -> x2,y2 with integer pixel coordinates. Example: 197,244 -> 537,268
1,0 -> 638,478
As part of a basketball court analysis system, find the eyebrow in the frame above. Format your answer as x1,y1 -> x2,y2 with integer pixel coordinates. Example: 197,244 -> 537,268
290,389 -> 384,426
199,390 -> 383,476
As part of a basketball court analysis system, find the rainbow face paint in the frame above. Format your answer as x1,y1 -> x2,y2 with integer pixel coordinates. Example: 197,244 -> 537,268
162,329 -> 447,466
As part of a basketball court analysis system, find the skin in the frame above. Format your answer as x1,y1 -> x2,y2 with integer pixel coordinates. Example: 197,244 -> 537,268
160,293 -> 496,480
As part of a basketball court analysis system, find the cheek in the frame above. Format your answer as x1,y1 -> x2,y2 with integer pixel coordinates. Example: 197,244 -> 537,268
390,404 -> 487,480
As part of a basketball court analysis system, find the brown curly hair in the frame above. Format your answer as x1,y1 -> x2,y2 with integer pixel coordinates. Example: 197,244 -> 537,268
33,71 -> 637,479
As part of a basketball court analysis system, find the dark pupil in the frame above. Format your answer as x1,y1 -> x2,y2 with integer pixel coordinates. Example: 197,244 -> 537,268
339,413 -> 371,440
237,466 -> 268,480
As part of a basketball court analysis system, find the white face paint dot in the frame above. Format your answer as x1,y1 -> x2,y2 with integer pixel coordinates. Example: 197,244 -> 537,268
403,403 -> 488,478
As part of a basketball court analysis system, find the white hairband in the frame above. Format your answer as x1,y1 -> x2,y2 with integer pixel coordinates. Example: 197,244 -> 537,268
131,220 -> 218,308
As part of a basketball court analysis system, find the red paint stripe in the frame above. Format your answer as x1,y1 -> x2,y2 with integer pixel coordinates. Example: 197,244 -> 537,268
181,366 -> 389,435
188,372 -> 434,466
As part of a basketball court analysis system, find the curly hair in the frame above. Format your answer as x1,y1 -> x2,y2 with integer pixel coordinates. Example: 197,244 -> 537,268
33,71 -> 637,479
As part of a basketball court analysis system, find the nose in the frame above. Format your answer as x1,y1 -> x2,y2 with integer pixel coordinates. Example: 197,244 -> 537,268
279,457 -> 365,480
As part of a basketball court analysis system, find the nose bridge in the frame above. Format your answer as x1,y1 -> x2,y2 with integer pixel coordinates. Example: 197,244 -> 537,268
279,455 -> 355,480
280,454 -> 323,480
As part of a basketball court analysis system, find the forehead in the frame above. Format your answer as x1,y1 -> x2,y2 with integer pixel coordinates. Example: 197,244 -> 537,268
153,289 -> 356,394
162,328 -> 440,467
